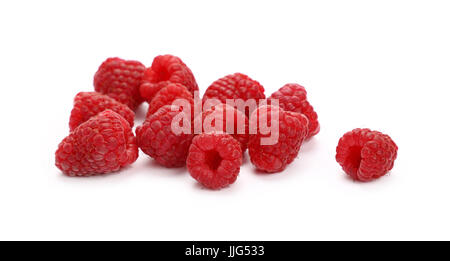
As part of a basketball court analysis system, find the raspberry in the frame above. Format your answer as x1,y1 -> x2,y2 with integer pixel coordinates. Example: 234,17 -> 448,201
69,92 -> 134,131
94,57 -> 146,110
55,110 -> 138,176
147,83 -> 194,118
202,73 -> 265,117
336,128 -> 398,182
196,103 -> 249,152
248,105 -> 309,173
268,83 -> 319,139
187,133 -> 242,189
140,55 -> 198,103
136,105 -> 194,167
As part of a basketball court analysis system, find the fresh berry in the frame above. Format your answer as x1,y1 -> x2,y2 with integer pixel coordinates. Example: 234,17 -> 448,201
284,111 -> 309,163
202,73 -> 265,117
248,105 -> 309,173
94,57 -> 146,110
268,83 -> 319,139
196,103 -> 249,152
136,105 -> 194,167
69,92 -> 134,131
147,83 -> 194,118
55,110 -> 138,176
140,55 -> 198,103
187,133 -> 242,189
336,128 -> 398,182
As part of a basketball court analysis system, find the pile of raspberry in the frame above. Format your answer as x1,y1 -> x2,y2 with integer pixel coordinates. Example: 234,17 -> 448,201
55,54 -> 398,189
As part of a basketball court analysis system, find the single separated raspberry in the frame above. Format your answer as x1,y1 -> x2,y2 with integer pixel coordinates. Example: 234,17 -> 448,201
94,57 -> 146,110
196,103 -> 249,152
147,83 -> 194,118
268,83 -> 319,139
202,73 -> 265,117
336,128 -> 398,182
136,105 -> 194,167
55,110 -> 138,176
140,55 -> 198,103
187,133 -> 242,190
248,105 -> 309,173
69,92 -> 134,131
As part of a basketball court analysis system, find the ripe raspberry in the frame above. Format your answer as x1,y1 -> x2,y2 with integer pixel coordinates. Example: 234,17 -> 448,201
268,83 -> 319,139
187,133 -> 242,190
248,105 -> 309,173
140,55 -> 198,103
196,103 -> 249,152
94,57 -> 146,110
69,92 -> 134,131
147,83 -> 194,118
55,110 -> 138,176
336,128 -> 398,182
136,105 -> 194,167
202,73 -> 265,117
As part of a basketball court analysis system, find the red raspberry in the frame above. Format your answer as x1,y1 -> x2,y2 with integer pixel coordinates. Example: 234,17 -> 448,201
196,103 -> 249,152
202,73 -> 265,117
140,55 -> 198,103
55,110 -> 138,176
69,92 -> 134,131
248,105 -> 309,173
94,57 -> 146,110
136,105 -> 194,167
269,83 -> 319,139
336,128 -> 398,182
147,83 -> 194,118
187,133 -> 242,190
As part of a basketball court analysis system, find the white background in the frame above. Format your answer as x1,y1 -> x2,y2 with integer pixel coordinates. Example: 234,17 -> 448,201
0,0 -> 449,240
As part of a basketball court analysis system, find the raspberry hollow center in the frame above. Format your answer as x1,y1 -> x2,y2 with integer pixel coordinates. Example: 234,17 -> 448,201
205,150 -> 222,171
155,67 -> 170,82
345,146 -> 362,173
